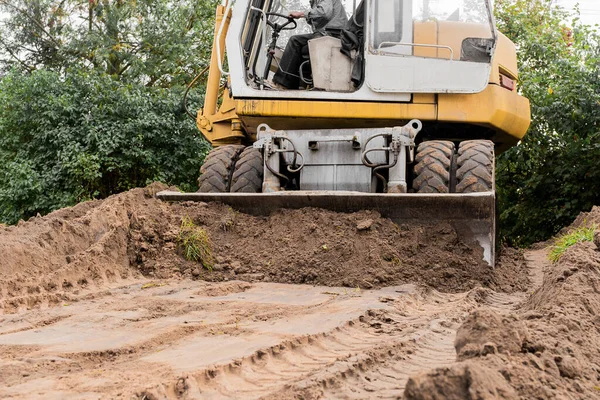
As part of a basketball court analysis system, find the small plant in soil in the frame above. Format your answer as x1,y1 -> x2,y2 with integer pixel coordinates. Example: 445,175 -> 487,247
177,216 -> 214,271
219,207 -> 238,232
549,224 -> 598,262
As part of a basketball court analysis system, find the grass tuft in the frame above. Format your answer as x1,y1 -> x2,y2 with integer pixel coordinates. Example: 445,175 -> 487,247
219,207 -> 238,232
177,216 -> 214,271
549,223 -> 597,262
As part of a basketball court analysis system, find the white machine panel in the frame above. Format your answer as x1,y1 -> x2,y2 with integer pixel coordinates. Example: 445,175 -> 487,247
366,55 -> 492,94
226,0 -> 412,102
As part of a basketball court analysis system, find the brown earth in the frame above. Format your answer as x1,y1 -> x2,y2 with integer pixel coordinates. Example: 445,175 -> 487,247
564,205 -> 600,230
0,182 -> 527,314
1,183 -> 599,399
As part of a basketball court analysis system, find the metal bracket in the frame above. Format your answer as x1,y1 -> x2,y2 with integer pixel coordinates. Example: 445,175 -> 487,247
387,119 -> 422,193
253,124 -> 305,192
391,119 -> 422,163
359,120 -> 422,193
308,134 -> 361,151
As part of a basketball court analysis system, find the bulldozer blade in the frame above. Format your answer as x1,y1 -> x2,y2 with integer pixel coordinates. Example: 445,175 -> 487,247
156,191 -> 496,266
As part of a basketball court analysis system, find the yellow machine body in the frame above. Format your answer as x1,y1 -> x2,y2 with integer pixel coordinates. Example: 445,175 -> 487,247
197,4 -> 530,153
169,1 -> 534,267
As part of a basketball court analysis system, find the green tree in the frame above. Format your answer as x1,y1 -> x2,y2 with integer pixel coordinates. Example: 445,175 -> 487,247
0,0 -> 218,224
495,0 -> 600,246
0,68 -> 209,224
0,0 -> 218,86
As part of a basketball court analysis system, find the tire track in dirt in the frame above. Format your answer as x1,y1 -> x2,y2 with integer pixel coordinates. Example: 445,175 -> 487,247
139,285 -> 509,399
140,313 -> 412,399
199,259 -> 544,400
256,298 -> 467,399
0,252 -> 542,399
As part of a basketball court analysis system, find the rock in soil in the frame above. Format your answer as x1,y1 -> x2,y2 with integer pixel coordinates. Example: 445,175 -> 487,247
356,219 -> 373,231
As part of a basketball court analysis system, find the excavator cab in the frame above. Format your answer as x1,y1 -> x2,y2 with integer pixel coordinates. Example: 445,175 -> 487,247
158,0 -> 531,267
231,0 -> 497,96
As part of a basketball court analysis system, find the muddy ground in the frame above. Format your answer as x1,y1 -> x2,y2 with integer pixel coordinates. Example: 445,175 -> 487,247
1,184 -> 599,399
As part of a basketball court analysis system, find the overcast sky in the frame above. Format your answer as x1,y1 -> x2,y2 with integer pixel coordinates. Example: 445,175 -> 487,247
555,0 -> 600,26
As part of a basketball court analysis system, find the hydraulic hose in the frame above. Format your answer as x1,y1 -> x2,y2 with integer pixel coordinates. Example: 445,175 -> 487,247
183,65 -> 210,121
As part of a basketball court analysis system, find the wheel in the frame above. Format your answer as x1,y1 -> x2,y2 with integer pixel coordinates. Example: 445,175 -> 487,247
197,145 -> 245,193
412,141 -> 455,193
455,140 -> 495,193
231,146 -> 264,193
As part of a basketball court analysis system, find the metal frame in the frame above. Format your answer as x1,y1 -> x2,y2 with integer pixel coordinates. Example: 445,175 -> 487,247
226,0 -> 412,102
225,0 -> 498,99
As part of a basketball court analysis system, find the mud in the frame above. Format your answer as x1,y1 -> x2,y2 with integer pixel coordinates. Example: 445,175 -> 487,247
1,184 -> 599,399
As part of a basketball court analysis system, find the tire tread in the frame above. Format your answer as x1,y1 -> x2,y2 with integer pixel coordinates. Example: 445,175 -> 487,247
197,145 -> 245,193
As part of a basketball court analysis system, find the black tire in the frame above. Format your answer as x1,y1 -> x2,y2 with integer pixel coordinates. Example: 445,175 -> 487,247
412,141 -> 455,193
455,140 -> 495,193
197,145 -> 245,193
231,147 -> 264,193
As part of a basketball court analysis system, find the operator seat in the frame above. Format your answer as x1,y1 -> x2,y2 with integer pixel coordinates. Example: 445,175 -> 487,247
307,36 -> 355,91
305,2 -> 363,92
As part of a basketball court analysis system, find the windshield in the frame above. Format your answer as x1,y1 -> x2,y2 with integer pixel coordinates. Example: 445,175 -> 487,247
267,0 -> 359,45
414,0 -> 492,24
371,0 -> 495,60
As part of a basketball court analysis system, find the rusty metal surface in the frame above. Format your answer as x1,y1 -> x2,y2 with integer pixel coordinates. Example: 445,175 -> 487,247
156,190 -> 495,266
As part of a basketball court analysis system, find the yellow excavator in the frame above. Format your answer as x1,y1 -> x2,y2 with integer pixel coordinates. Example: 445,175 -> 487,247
157,0 -> 531,266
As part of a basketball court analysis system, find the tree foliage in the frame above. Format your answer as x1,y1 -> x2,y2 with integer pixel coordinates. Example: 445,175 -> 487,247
0,68 -> 209,224
495,0 -> 600,246
0,0 -> 218,85
0,0 -> 217,224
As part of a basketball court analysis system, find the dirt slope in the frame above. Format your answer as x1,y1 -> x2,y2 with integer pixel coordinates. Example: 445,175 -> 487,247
1,184 -> 599,399
405,214 -> 600,400
0,183 -> 526,314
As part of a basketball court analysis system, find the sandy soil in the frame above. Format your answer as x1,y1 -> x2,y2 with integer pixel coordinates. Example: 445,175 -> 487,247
0,183 -> 527,314
1,185 -> 599,399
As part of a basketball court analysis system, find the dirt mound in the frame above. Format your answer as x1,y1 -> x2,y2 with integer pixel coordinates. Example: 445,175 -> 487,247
0,183 -> 526,313
565,205 -> 600,231
436,239 -> 600,399
404,362 -> 518,400
454,309 -> 529,359
143,204 -> 491,292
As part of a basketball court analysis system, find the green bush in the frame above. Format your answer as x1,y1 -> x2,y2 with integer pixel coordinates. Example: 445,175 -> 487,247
495,0 -> 600,246
0,69 -> 209,224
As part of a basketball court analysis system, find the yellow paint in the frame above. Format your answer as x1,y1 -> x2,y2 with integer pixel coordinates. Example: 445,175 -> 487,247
412,93 -> 436,104
236,99 -> 437,121
413,21 -> 438,58
197,4 -> 245,146
203,5 -> 229,116
492,32 -> 519,87
437,21 -> 491,61
495,32 -> 519,78
235,84 -> 529,144
197,8 -> 530,148
438,85 -> 531,141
